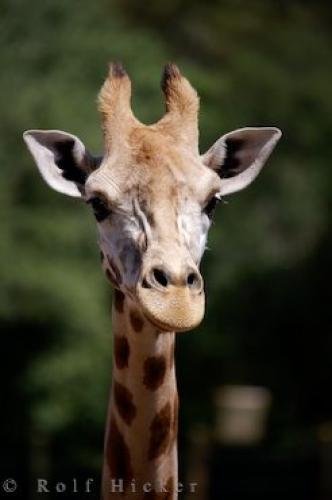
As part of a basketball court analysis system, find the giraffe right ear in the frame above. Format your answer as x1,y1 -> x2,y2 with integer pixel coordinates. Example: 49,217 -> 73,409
23,130 -> 101,197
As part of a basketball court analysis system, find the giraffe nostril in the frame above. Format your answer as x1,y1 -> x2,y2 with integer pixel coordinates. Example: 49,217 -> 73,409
152,268 -> 169,288
187,271 -> 201,289
187,273 -> 196,286
142,266 -> 202,291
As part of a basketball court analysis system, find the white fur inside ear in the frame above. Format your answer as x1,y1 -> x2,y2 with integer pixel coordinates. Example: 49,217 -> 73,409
202,127 -> 282,196
23,130 -> 83,197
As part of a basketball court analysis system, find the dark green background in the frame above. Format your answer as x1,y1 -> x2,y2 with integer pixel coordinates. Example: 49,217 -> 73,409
0,1 -> 331,498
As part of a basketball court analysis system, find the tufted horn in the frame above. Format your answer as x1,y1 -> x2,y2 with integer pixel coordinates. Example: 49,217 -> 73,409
98,62 -> 138,154
157,63 -> 200,151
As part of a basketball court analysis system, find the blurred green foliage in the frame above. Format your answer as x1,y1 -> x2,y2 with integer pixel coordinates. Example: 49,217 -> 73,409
0,0 -> 331,483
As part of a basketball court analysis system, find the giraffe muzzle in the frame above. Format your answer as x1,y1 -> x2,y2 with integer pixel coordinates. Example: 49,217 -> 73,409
137,265 -> 205,332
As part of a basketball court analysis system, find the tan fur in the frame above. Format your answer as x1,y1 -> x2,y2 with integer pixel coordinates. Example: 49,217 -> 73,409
23,63 -> 281,500
98,63 -> 199,158
96,81 -> 212,495
98,63 -> 139,154
157,63 -> 199,149
102,298 -> 178,500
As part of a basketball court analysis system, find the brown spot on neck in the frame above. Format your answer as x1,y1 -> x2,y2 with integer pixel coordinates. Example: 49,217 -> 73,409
113,380 -> 137,425
130,309 -> 144,332
143,355 -> 167,391
148,402 -> 172,460
114,289 -> 125,314
106,414 -> 133,483
114,336 -> 130,369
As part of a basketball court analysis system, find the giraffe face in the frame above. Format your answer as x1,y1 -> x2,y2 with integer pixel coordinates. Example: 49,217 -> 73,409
84,127 -> 222,330
23,63 -> 281,332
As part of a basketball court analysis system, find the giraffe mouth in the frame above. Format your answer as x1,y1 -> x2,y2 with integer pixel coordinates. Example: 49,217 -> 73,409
137,285 -> 205,332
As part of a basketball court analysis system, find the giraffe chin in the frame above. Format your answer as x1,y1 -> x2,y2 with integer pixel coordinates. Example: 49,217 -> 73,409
137,286 -> 205,333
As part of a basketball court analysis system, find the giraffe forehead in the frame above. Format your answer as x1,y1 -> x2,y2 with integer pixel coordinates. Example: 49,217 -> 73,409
130,137 -> 220,201
136,163 -> 220,216
87,128 -> 220,204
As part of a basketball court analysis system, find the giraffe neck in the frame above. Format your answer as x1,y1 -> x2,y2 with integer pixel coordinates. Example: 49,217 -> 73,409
102,290 -> 179,499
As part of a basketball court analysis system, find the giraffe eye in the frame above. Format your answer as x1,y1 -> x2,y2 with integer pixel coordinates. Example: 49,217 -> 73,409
88,196 -> 111,222
203,196 -> 220,219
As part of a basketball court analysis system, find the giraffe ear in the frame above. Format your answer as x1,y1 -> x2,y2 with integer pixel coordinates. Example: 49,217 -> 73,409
202,127 -> 282,196
23,129 -> 101,197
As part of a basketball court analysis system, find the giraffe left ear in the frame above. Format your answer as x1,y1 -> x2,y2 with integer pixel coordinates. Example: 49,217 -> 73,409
202,127 -> 282,196
23,130 -> 101,197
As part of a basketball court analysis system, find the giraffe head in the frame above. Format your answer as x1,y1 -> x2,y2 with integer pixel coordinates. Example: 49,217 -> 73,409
23,63 -> 281,332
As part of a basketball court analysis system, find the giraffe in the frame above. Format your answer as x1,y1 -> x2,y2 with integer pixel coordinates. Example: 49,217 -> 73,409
23,63 -> 281,499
